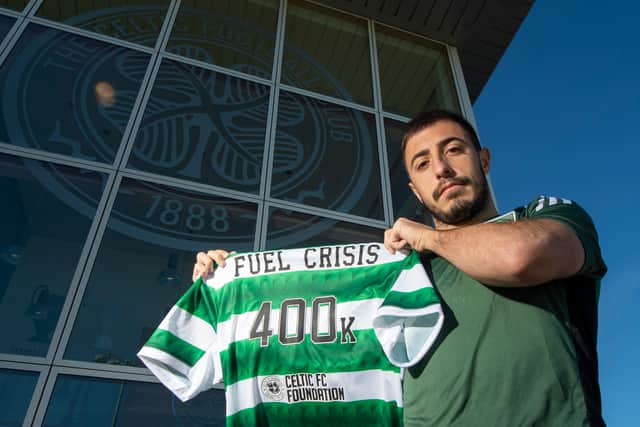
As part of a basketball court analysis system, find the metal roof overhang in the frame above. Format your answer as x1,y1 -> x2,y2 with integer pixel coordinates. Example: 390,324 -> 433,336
314,0 -> 535,102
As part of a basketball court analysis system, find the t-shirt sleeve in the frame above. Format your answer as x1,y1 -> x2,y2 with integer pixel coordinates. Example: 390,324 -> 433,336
372,251 -> 444,368
138,277 -> 222,402
524,196 -> 607,279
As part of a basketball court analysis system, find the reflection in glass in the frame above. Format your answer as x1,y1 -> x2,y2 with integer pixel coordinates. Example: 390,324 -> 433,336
65,178 -> 257,365
0,24 -> 150,163
0,0 -> 28,12
283,0 -> 373,105
0,14 -> 14,41
265,207 -> 384,250
167,0 -> 279,79
384,119 -> 430,223
376,25 -> 460,118
36,0 -> 171,48
0,154 -> 106,357
43,375 -> 225,427
0,369 -> 38,426
271,91 -> 383,219
127,59 -> 270,193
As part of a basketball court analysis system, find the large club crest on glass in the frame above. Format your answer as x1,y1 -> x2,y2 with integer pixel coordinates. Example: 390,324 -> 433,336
125,59 -> 272,193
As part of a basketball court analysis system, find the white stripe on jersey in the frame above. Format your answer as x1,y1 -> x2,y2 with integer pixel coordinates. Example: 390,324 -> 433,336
374,304 -> 444,367
385,263 -> 432,293
226,369 -> 403,416
216,298 -> 384,346
205,244 -> 408,290
139,345 -> 222,402
138,346 -> 191,376
159,306 -> 217,351
535,196 -> 573,212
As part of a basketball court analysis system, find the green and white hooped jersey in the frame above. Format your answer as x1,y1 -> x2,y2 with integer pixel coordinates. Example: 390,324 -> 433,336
138,243 -> 444,426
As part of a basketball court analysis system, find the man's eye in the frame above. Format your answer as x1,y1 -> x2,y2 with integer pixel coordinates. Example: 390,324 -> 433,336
447,146 -> 462,154
416,160 -> 429,170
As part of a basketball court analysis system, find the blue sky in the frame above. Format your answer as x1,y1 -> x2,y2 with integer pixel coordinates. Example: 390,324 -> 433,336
474,1 -> 639,425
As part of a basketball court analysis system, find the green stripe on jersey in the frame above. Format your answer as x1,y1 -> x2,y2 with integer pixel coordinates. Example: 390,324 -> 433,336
227,399 -> 403,427
221,329 -> 399,386
214,258 -> 420,324
382,287 -> 440,310
175,278 -> 218,330
145,329 -> 205,367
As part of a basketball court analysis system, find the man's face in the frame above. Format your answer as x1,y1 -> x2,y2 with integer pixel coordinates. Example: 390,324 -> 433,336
404,120 -> 491,226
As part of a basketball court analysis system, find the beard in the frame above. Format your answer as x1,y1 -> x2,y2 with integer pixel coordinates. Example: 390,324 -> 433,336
424,173 -> 490,225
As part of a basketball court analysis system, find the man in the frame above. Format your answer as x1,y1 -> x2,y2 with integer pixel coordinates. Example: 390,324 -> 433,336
193,110 -> 606,426
384,110 -> 606,427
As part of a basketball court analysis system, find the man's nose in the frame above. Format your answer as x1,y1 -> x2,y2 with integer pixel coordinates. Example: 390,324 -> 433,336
432,155 -> 454,178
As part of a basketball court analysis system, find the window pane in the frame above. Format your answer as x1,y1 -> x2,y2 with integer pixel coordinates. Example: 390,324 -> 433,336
0,0 -> 28,12
0,369 -> 39,426
43,375 -> 225,427
64,178 -> 257,365
0,154 -> 106,357
282,0 -> 373,106
36,0 -> 171,48
271,91 -> 383,219
127,60 -> 270,193
384,119 -> 430,223
0,24 -> 151,163
376,25 -> 459,118
0,14 -> 14,41
167,0 -> 279,79
265,207 -> 384,250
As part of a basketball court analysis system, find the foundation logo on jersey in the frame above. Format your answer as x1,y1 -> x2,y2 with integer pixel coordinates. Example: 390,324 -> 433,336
261,373 -> 346,403
3,5 -> 375,250
261,376 -> 285,401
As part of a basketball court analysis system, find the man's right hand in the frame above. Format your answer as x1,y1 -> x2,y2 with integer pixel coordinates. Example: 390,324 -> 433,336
192,250 -> 234,282
384,217 -> 433,255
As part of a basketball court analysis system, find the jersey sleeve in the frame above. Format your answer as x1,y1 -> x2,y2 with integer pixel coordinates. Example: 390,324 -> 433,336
524,196 -> 607,279
138,277 -> 222,402
372,251 -> 444,368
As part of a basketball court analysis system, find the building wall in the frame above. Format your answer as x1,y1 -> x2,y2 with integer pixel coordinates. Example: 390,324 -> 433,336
0,0 -> 470,425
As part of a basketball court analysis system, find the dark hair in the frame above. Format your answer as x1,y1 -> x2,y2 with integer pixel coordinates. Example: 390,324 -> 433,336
401,110 -> 482,156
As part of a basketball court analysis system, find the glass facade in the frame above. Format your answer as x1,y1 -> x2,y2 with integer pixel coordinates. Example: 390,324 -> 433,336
0,23 -> 151,162
42,375 -> 225,427
0,154 -> 106,357
0,1 -> 28,12
0,368 -> 40,425
376,24 -> 460,118
36,0 -> 172,47
0,0 -> 467,425
282,0 -> 373,106
0,13 -> 14,40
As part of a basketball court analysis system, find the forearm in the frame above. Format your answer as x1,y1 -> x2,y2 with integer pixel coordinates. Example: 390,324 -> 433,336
423,219 -> 584,286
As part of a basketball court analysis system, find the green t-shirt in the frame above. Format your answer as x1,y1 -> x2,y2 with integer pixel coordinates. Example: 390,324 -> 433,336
403,196 -> 607,427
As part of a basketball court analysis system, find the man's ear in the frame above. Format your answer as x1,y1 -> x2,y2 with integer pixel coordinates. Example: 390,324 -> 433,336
479,147 -> 491,174
408,181 -> 424,205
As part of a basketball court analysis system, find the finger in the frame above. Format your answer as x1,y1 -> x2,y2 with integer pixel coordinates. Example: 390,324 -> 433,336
196,253 -> 214,275
192,263 -> 200,282
207,249 -> 230,258
392,239 -> 408,250
207,250 -> 230,268
194,261 -> 212,280
383,229 -> 396,254
194,261 -> 208,279
196,251 -> 211,265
